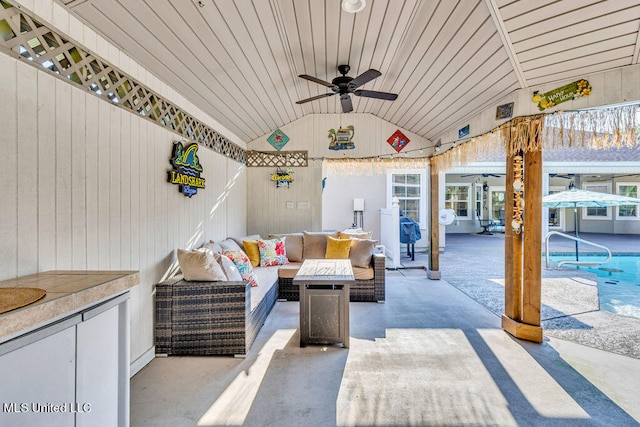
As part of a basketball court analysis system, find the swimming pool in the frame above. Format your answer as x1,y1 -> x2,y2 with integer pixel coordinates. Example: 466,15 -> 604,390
548,254 -> 640,319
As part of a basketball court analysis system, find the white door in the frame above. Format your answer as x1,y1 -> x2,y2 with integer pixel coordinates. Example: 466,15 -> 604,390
488,186 -> 506,225
474,183 -> 486,219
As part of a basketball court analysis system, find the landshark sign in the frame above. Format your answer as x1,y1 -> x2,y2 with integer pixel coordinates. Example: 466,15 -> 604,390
168,142 -> 205,197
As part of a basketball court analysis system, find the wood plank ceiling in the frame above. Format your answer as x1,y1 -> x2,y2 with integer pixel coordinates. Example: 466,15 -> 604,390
60,0 -> 640,144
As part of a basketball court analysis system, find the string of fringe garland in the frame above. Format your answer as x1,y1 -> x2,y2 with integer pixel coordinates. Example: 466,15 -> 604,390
542,104 -> 639,150
327,104 -> 639,176
326,157 -> 431,176
432,105 -> 639,172
430,130 -> 506,173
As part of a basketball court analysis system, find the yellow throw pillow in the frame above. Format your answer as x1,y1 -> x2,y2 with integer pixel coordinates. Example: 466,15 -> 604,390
243,240 -> 260,267
325,236 -> 351,259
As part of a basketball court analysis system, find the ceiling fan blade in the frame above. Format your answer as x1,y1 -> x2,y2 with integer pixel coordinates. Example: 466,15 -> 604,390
353,89 -> 398,101
299,74 -> 338,91
348,69 -> 382,89
340,94 -> 353,113
296,92 -> 336,104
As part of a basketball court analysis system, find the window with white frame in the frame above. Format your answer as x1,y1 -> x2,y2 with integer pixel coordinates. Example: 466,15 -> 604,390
616,182 -> 639,220
582,182 -> 611,220
489,187 -> 506,224
387,170 -> 427,227
445,184 -> 471,219
548,186 -> 566,229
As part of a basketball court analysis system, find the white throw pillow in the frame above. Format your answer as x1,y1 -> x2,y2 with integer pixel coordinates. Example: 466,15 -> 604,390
213,252 -> 243,281
203,241 -> 223,254
177,248 -> 227,281
218,238 -> 243,252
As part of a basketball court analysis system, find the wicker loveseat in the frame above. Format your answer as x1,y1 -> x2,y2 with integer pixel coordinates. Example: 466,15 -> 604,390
278,253 -> 385,302
272,231 -> 385,303
155,265 -> 279,357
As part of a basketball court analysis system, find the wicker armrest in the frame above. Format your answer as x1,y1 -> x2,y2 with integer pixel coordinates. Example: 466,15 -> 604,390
372,253 -> 385,302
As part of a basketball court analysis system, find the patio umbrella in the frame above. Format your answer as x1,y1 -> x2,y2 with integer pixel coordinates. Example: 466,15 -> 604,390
542,188 -> 640,260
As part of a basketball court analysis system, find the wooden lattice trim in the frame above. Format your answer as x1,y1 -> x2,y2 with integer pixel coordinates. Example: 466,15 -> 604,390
0,0 -> 245,164
246,151 -> 308,167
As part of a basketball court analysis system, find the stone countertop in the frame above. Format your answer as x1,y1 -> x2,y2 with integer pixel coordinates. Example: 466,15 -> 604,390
0,270 -> 139,342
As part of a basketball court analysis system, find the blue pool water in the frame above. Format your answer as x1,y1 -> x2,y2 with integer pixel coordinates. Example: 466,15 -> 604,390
548,254 -> 640,318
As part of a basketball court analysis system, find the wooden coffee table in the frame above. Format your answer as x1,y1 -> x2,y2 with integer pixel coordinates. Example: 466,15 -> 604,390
293,259 -> 354,348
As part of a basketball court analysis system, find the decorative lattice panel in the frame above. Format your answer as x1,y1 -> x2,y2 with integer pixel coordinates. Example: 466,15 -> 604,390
246,151 -> 308,167
0,0 -> 245,163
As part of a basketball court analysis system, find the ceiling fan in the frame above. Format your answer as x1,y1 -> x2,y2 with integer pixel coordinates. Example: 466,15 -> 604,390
461,173 -> 503,178
296,64 -> 398,113
549,173 -> 574,179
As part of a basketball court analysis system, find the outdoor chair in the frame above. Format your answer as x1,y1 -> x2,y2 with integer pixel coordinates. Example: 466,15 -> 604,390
476,210 -> 494,235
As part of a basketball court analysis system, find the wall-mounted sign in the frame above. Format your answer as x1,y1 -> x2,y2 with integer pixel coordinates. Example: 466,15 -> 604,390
532,79 -> 591,111
267,128 -> 289,151
496,102 -> 514,120
387,129 -> 410,153
271,167 -> 293,188
458,124 -> 470,139
167,142 -> 205,197
328,125 -> 355,150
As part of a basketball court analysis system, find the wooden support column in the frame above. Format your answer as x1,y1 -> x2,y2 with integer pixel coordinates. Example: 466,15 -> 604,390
502,118 -> 543,343
428,159 -> 441,280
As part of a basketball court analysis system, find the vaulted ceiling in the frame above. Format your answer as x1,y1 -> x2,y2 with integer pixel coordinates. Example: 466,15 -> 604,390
60,0 -> 640,144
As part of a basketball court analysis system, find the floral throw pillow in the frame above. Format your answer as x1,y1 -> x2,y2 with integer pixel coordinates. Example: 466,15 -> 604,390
222,250 -> 259,287
257,238 -> 289,266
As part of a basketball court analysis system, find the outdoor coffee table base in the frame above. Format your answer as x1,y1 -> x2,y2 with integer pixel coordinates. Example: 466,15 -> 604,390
293,259 -> 354,348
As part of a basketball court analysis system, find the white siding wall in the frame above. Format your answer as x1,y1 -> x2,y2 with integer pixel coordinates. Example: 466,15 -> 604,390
246,114 -> 430,238
0,53 -> 247,367
322,174 -> 387,238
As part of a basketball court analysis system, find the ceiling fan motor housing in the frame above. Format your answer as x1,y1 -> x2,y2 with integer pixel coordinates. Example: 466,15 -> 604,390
332,75 -> 354,93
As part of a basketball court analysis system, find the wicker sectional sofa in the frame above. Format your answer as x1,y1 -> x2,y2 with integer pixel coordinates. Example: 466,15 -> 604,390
155,231 -> 385,357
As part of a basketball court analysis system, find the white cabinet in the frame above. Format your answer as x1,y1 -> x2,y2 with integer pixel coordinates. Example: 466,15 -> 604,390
0,293 -> 130,427
76,297 -> 130,427
0,323 -> 77,427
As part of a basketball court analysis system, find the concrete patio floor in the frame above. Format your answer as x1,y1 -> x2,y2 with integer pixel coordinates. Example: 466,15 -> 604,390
132,255 -> 640,426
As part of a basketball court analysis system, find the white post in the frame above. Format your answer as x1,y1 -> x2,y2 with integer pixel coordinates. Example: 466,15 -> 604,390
379,197 -> 401,269
542,172 -> 549,252
438,171 -> 446,251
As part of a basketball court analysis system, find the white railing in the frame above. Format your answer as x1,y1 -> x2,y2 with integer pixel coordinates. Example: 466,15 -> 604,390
380,202 -> 401,269
544,231 -> 612,268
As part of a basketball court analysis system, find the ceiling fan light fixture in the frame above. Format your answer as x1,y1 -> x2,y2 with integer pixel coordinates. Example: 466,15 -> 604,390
342,0 -> 366,14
